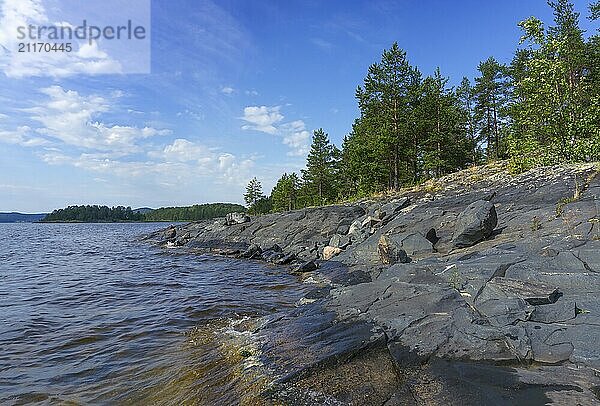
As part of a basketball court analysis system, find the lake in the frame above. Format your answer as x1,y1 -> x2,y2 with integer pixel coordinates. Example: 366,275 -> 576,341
0,223 -> 307,404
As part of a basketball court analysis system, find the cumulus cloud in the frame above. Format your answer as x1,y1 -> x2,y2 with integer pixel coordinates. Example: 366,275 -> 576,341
240,106 -> 310,156
21,86 -> 170,153
41,138 -> 254,186
149,138 -> 214,164
1,85 -> 253,188
281,120 -> 311,156
240,105 -> 284,135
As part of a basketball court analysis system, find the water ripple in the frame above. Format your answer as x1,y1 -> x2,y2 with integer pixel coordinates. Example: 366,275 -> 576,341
0,223 -> 307,404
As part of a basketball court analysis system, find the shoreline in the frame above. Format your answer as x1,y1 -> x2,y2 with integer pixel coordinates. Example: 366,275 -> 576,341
144,162 -> 600,404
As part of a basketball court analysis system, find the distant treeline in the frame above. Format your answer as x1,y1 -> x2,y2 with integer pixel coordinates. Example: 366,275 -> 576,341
144,203 -> 246,221
41,205 -> 145,222
40,203 -> 245,222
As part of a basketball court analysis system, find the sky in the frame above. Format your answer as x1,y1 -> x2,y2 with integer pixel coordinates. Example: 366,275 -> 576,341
0,0 -> 597,213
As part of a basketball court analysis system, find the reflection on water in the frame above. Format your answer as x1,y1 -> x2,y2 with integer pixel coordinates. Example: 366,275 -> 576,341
0,223 -> 307,404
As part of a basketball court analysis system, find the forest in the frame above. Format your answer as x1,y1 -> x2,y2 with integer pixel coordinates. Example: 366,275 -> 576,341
143,203 -> 246,221
41,205 -> 146,222
41,203 -> 246,222
244,0 -> 600,214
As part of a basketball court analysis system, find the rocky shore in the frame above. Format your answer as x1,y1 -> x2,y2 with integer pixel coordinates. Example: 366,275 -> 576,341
143,162 -> 600,405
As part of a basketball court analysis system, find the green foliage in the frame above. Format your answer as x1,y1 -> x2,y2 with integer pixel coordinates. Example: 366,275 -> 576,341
591,1 -> 600,20
473,57 -> 511,160
248,197 -> 272,215
449,267 -> 462,290
342,43 -> 473,195
244,177 -> 264,207
271,173 -> 301,212
42,205 -> 144,222
508,0 -> 600,172
242,1 -> 599,212
301,128 -> 339,205
144,203 -> 245,221
531,216 -> 542,231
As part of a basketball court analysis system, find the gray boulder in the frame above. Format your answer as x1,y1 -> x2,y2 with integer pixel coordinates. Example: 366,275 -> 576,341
292,260 -> 318,273
452,200 -> 497,247
225,212 -> 250,226
240,243 -> 262,259
329,234 -> 351,249
396,232 -> 434,256
377,235 -> 410,265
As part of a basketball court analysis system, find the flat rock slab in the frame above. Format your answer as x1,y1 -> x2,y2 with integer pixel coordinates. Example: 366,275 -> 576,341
394,359 -> 600,405
477,277 -> 562,306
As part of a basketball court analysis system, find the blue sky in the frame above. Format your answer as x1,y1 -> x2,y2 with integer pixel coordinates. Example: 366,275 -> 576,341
0,0 -> 596,212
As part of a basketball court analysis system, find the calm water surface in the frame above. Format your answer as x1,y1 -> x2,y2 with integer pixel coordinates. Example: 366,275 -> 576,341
0,223 -> 307,404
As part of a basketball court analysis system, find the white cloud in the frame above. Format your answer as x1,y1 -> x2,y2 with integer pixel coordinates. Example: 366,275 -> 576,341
245,90 -> 259,96
240,106 -> 311,156
19,85 -> 170,153
42,138 -> 255,186
221,86 -> 235,94
0,125 -> 50,147
240,105 -> 283,135
176,109 -> 204,121
150,138 -> 214,164
0,0 -> 122,78
1,84 -> 253,189
280,120 -> 310,156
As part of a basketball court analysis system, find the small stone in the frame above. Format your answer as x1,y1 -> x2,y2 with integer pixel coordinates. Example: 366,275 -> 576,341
323,246 -> 343,260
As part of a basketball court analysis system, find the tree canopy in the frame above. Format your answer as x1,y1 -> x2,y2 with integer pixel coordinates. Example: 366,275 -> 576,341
245,0 -> 599,214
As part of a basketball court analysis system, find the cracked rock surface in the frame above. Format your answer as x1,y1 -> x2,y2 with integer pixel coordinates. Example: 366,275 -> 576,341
143,162 -> 600,405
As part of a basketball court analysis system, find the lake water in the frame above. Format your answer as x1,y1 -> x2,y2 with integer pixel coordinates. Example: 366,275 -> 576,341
0,223 -> 308,404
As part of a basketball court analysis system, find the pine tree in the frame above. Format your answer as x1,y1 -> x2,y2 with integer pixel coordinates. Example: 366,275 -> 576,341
473,57 -> 511,160
457,77 -> 481,164
271,173 -> 301,212
244,177 -> 264,207
301,129 -> 338,205
419,68 -> 471,178
355,42 -> 414,189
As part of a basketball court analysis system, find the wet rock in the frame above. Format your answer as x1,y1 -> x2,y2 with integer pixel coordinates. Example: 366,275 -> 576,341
293,260 -> 318,273
225,212 -> 250,225
165,226 -> 176,239
240,243 -> 262,259
452,200 -> 498,247
274,252 -> 297,265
